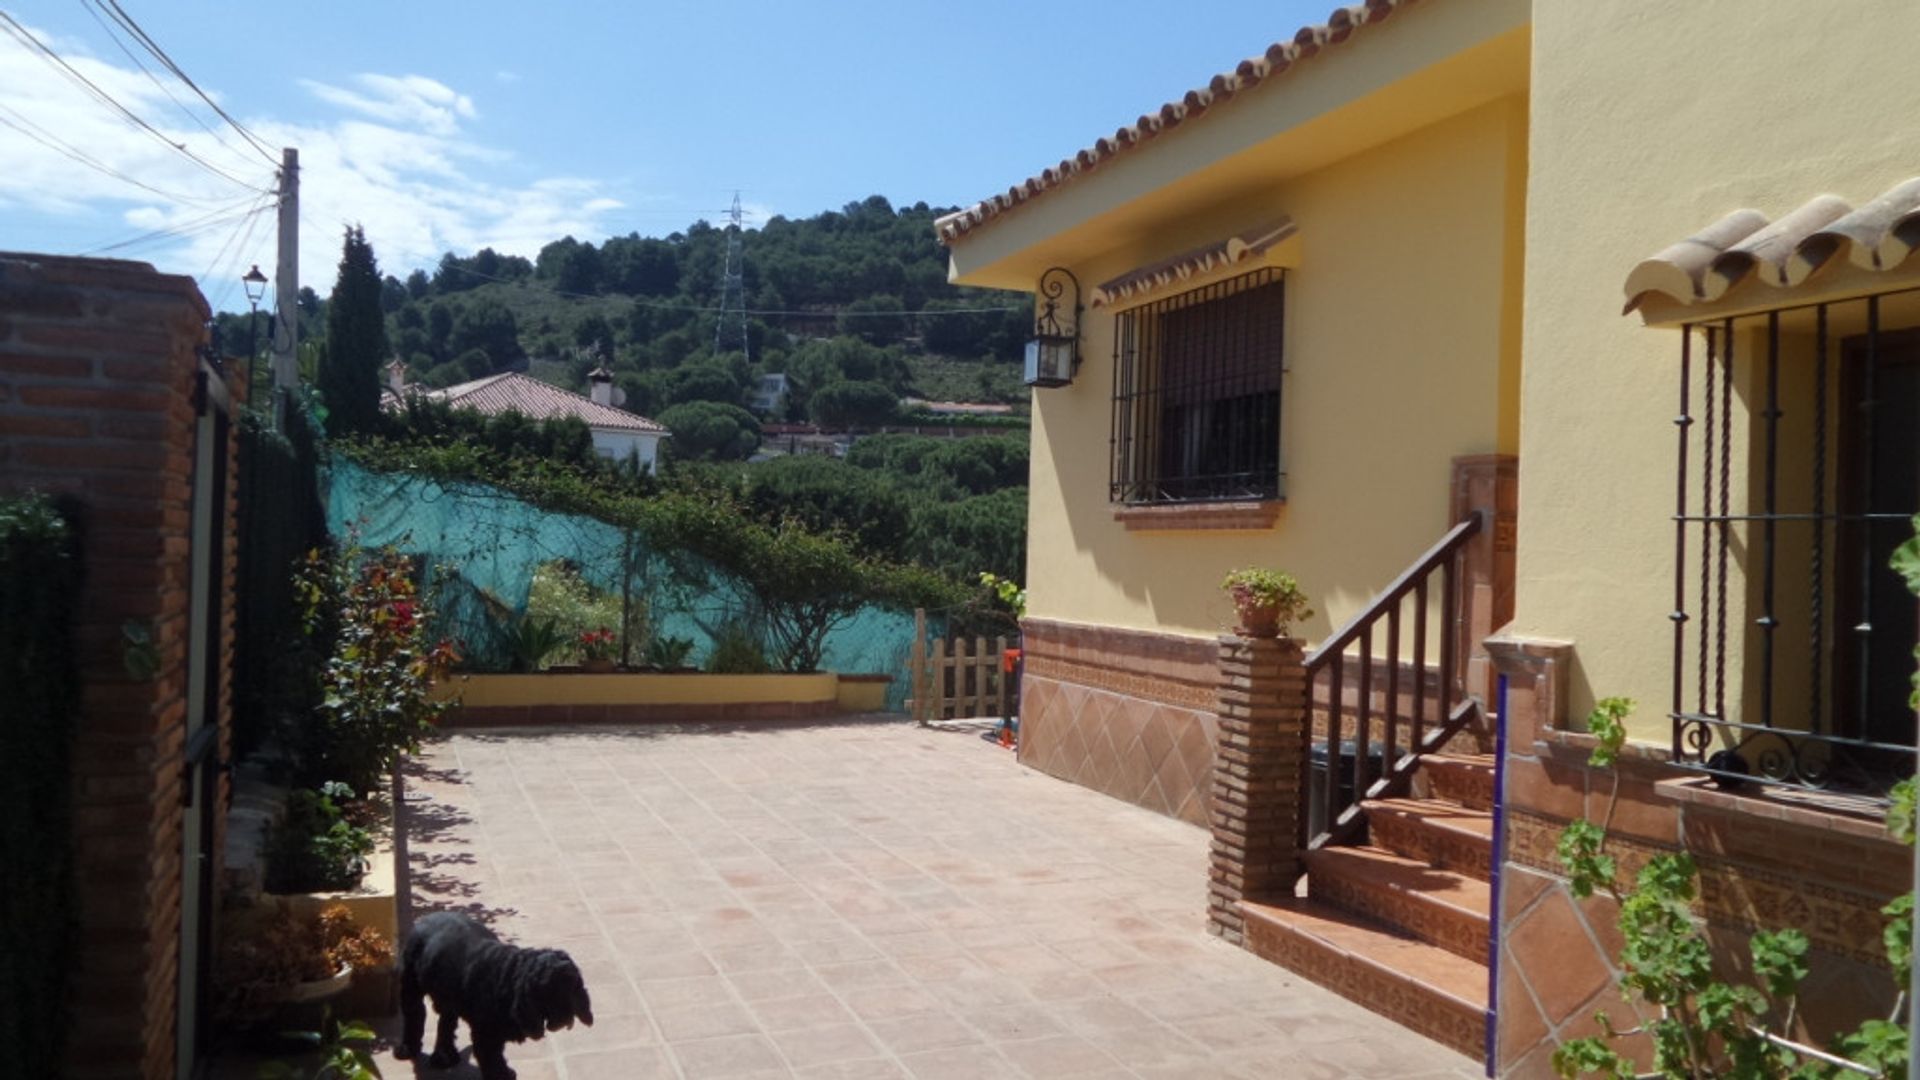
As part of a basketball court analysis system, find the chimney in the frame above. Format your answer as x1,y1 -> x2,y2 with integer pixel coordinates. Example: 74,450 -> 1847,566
588,365 -> 614,407
386,357 -> 408,394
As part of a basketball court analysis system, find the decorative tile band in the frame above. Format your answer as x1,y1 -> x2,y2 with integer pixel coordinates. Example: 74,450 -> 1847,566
1021,617 -> 1217,711
1505,809 -> 1898,967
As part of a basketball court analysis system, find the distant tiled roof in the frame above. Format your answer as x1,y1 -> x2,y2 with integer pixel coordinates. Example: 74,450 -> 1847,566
934,1 -> 1427,245
1623,177 -> 1920,314
1091,220 -> 1295,307
424,372 -> 666,433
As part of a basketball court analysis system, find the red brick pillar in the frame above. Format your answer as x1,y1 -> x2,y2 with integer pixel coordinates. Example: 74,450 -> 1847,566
1208,635 -> 1308,944
1,253 -> 222,1080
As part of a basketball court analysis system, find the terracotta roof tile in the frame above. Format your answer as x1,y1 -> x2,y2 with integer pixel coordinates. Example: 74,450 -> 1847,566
933,0 -> 1423,245
1623,177 -> 1920,313
1090,219 -> 1295,307
423,372 -> 667,433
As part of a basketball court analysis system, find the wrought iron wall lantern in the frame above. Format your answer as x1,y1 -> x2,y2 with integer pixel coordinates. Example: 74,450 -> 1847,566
1024,267 -> 1081,388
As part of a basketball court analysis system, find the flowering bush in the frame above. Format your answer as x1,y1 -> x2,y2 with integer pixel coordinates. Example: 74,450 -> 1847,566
296,545 -> 459,796
578,626 -> 617,663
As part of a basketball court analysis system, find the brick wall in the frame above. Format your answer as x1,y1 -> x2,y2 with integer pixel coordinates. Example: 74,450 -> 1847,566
1,252 -> 238,1080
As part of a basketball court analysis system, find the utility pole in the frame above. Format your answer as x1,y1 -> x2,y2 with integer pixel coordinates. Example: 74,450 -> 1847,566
713,191 -> 749,362
271,147 -> 299,423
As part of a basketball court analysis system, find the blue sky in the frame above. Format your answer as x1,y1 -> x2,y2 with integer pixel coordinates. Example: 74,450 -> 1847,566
2,2 -> 1330,312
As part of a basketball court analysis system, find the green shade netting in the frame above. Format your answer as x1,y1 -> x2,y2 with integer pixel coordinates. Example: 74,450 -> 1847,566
327,459 -> 932,711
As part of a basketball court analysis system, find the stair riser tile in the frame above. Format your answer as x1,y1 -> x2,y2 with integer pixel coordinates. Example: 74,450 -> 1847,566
1308,872 -> 1489,965
1242,915 -> 1485,1059
1369,812 -> 1494,883
1421,763 -> 1495,811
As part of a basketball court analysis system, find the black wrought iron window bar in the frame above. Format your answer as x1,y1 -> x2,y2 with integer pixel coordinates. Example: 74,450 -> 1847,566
1110,268 -> 1285,504
1669,288 -> 1920,796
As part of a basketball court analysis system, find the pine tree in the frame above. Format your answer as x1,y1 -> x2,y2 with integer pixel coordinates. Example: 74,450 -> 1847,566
319,225 -> 390,435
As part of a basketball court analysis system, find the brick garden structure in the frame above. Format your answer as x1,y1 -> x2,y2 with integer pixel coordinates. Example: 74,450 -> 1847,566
1,253 -> 240,1079
1207,635 -> 1308,943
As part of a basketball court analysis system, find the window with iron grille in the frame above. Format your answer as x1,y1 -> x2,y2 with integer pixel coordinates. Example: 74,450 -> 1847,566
1666,290 -> 1920,796
1109,268 -> 1285,504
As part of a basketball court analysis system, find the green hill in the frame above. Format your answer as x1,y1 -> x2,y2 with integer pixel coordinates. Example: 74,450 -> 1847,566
372,195 -> 1034,418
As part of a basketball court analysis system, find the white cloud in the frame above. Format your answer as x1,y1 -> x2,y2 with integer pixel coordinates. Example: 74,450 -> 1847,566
494,70 -> 521,84
0,21 -> 625,312
299,73 -> 476,136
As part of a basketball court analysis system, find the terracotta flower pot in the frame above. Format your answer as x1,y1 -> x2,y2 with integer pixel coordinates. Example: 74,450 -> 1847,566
581,658 -> 617,674
1235,605 -> 1281,639
278,964 -> 353,1005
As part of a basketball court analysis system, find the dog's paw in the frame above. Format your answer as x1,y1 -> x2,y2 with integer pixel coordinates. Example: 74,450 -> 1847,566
428,1046 -> 459,1069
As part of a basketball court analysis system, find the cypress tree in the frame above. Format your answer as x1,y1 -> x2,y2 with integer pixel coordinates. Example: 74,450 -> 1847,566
319,225 -> 390,435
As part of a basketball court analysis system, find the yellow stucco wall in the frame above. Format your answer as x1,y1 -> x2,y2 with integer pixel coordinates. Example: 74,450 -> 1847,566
1516,0 -> 1920,738
1018,97 -> 1527,642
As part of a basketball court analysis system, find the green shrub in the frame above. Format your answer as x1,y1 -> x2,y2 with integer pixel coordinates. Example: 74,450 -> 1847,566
524,560 -> 640,664
265,783 -> 376,894
705,621 -> 772,674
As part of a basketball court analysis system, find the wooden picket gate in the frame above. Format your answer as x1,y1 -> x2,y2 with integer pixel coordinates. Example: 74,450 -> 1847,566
906,609 -> 1019,725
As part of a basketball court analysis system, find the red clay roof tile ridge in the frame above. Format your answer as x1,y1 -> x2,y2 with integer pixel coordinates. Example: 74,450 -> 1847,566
933,0 -> 1424,246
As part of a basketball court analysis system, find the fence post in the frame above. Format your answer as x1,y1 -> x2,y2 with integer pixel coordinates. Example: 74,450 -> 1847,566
1208,635 -> 1309,945
932,635 -> 949,721
974,635 -> 990,718
910,608 -> 927,725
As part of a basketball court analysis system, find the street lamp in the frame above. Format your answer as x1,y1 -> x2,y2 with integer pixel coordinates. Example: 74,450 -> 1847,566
242,264 -> 269,358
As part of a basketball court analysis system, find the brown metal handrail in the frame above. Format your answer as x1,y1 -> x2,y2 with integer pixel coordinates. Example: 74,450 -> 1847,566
1302,511 -> 1485,850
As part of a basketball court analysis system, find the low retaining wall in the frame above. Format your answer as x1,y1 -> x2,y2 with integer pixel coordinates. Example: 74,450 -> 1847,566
436,672 -> 892,727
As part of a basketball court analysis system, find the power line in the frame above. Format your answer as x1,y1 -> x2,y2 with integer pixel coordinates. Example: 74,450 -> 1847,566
77,195 -> 266,255
202,196 -> 274,312
0,100 -> 229,207
0,10 -> 272,193
92,0 -> 279,166
75,0 -> 268,174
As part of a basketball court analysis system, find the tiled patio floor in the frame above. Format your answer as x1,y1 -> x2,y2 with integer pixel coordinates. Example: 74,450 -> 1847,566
378,718 -> 1481,1079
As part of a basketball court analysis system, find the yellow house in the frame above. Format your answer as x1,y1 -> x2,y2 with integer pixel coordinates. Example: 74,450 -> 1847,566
939,1 -> 1918,1074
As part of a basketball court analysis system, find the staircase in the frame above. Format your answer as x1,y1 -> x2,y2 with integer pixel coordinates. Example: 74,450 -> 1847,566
1234,514 -> 1498,1059
1240,753 -> 1495,1057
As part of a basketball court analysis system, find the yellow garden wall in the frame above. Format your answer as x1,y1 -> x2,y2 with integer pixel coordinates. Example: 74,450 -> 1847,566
440,672 -> 839,708
1018,96 -> 1527,643
1514,0 -> 1920,739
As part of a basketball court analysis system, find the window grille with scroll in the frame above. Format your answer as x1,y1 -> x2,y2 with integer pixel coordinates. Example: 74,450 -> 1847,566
1109,268 -> 1285,504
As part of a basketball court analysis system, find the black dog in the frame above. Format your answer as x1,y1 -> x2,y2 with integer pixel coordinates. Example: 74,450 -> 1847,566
394,912 -> 593,1080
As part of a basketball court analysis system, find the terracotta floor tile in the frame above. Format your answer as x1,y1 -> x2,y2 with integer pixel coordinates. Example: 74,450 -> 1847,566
995,1033 -> 1130,1078
767,1021 -> 887,1069
392,725 -> 1480,1079
750,992 -> 857,1032
669,1033 -> 788,1079
898,1043 -> 1027,1080
563,1045 -> 676,1079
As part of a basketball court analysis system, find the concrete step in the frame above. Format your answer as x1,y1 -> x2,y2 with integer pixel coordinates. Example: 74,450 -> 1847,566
1416,753 -> 1497,811
1305,844 -> 1491,965
1240,897 -> 1488,1060
1364,797 -> 1495,882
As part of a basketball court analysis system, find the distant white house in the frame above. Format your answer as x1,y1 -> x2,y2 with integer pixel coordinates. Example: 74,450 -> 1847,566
389,362 -> 668,472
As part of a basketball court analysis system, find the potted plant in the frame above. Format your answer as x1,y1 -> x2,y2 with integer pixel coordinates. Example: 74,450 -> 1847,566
1220,568 -> 1312,639
214,903 -> 392,1031
578,626 -> 618,673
